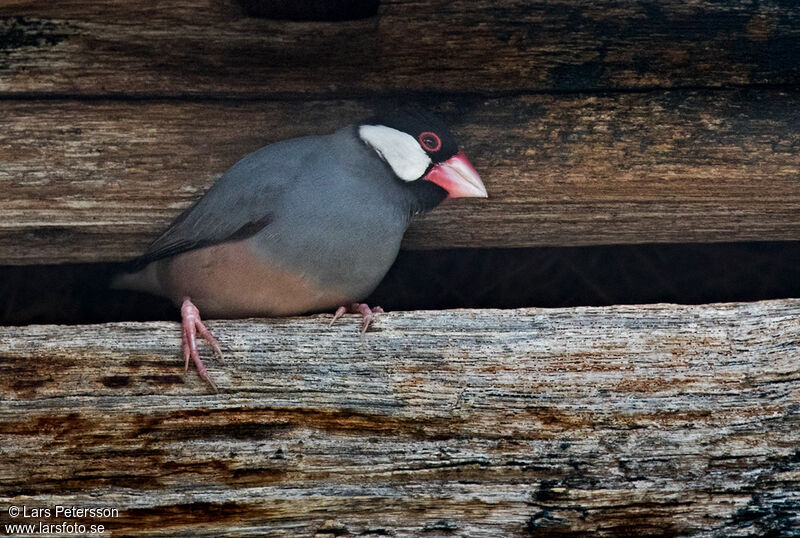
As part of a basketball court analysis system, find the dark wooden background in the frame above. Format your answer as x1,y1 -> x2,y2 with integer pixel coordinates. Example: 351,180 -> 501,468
1,0 -> 799,263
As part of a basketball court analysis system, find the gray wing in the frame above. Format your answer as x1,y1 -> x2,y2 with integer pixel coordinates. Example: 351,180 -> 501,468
138,135 -> 321,265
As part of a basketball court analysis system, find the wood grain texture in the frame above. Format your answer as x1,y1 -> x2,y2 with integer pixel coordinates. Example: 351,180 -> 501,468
1,90 -> 799,263
0,300 -> 798,536
0,0 -> 798,97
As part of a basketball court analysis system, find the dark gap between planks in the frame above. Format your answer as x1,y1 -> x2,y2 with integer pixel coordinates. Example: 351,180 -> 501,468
236,0 -> 380,21
0,241 -> 797,325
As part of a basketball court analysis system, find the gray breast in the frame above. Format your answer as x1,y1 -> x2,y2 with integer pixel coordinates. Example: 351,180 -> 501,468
246,127 -> 412,300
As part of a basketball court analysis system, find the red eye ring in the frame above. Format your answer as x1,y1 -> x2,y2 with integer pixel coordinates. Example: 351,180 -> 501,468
418,131 -> 442,152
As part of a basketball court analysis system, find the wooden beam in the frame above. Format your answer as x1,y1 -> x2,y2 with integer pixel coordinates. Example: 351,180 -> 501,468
1,300 -> 798,535
0,0 -> 798,97
1,90 -> 799,263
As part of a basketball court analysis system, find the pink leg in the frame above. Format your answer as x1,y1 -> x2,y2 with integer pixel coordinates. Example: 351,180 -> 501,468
181,297 -> 223,391
329,302 -> 384,334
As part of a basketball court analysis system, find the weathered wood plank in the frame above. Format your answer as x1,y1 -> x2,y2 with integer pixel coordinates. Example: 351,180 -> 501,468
1,90 -> 799,263
0,300 -> 798,536
0,0 -> 798,96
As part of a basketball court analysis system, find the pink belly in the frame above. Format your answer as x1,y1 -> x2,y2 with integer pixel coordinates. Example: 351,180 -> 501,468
157,240 -> 352,318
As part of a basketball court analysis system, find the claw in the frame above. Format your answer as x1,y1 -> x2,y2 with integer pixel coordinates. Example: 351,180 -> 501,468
329,305 -> 348,327
197,322 -> 223,359
329,303 -> 383,333
180,297 -> 222,391
181,329 -> 190,371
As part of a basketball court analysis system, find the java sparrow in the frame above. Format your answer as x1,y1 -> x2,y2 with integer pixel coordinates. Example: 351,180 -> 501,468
114,110 -> 487,389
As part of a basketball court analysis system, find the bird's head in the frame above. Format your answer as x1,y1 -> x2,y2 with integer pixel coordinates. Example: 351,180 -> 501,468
358,110 -> 487,206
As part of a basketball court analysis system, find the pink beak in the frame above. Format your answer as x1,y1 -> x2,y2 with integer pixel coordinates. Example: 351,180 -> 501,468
424,152 -> 488,199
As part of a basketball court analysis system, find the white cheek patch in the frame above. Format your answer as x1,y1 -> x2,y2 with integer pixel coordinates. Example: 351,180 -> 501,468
358,124 -> 432,182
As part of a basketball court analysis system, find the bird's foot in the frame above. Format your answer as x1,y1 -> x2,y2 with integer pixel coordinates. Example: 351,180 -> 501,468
329,303 -> 384,334
181,297 -> 223,391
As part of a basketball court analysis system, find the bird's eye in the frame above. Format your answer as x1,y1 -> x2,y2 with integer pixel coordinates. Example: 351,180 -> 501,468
418,131 -> 442,152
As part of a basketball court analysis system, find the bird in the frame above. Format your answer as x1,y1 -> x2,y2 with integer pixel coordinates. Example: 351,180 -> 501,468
113,109 -> 487,389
